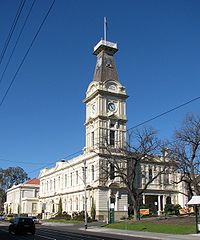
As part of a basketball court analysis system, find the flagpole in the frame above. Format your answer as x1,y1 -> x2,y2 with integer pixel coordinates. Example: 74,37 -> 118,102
104,17 -> 107,42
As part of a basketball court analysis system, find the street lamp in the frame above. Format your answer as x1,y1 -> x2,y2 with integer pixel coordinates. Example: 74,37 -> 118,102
83,159 -> 87,230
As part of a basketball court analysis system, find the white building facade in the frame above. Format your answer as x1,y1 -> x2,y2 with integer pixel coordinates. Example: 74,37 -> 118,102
4,178 -> 40,216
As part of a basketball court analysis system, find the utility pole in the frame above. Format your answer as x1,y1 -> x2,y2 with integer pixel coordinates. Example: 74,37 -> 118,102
83,159 -> 87,229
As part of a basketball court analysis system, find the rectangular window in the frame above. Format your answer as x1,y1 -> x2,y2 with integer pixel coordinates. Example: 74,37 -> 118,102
91,131 -> 94,147
76,170 -> 78,184
65,174 -> 67,188
91,165 -> 94,181
110,130 -> 115,146
32,203 -> 37,211
71,173 -> 73,186
54,179 -> 56,190
149,168 -> 153,181
110,163 -> 115,180
34,189 -> 38,198
164,170 -> 169,184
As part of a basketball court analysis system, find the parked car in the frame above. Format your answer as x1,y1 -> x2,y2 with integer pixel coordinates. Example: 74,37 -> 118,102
31,216 -> 40,224
5,214 -> 14,221
9,217 -> 35,235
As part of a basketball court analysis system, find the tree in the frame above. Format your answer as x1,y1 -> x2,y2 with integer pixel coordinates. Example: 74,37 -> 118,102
170,113 -> 200,197
99,127 -> 172,220
58,197 -> 62,215
0,167 -> 29,211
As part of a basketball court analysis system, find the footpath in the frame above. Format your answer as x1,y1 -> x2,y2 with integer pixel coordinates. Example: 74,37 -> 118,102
42,222 -> 200,240
81,226 -> 200,240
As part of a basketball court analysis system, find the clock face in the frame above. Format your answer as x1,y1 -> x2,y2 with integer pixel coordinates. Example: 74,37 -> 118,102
108,102 -> 116,112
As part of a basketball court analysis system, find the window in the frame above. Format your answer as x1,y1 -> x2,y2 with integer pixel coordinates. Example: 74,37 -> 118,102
110,163 -> 115,180
47,181 -> 49,191
76,197 -> 78,211
91,165 -> 94,181
91,131 -> 94,147
54,179 -> 56,190
65,174 -> 67,188
34,189 -> 38,198
149,168 -> 153,181
76,171 -> 78,184
164,170 -> 169,184
50,180 -> 52,190
70,199 -> 72,211
110,130 -> 115,146
23,203 -> 25,213
71,173 -> 73,186
58,176 -> 60,189
32,203 -> 37,211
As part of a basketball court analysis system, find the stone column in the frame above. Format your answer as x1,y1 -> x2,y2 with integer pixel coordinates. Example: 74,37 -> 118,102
158,195 -> 162,216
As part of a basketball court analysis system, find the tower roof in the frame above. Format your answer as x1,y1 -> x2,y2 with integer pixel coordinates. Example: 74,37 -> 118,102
92,39 -> 119,83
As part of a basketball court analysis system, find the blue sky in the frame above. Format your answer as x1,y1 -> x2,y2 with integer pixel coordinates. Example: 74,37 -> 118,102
0,0 -> 199,179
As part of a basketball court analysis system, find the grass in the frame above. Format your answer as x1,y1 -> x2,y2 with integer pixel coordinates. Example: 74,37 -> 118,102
104,221 -> 196,234
43,218 -> 82,224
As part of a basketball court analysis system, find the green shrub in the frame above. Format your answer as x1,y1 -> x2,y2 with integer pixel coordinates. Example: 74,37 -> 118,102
54,212 -> 71,220
91,197 -> 96,220
164,204 -> 181,215
58,198 -> 63,215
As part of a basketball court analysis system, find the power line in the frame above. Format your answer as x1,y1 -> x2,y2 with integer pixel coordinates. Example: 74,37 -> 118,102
0,0 -> 56,108
0,0 -> 36,86
0,158 -> 43,166
0,0 -> 26,66
27,95 -> 200,177
127,96 -> 200,131
27,150 -> 82,175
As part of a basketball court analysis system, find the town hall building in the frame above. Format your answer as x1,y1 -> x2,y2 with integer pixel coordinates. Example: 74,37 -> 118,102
38,37 -> 188,221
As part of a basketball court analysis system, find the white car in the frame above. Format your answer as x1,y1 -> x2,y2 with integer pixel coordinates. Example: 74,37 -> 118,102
31,216 -> 40,224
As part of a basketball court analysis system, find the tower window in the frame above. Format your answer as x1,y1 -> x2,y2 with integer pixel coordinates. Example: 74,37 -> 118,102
110,130 -> 115,146
110,163 -> 115,180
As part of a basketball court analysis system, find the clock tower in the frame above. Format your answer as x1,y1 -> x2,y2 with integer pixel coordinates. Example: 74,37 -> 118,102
84,39 -> 127,153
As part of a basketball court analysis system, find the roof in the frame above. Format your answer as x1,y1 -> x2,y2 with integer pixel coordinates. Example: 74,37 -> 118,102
92,40 -> 119,83
25,178 -> 40,185
187,196 -> 200,205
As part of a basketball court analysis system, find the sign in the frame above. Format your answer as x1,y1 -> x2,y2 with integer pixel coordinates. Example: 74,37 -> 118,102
179,207 -> 194,215
139,209 -> 149,215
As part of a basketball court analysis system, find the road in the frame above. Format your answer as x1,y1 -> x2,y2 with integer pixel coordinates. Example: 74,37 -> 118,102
0,222 -> 155,240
